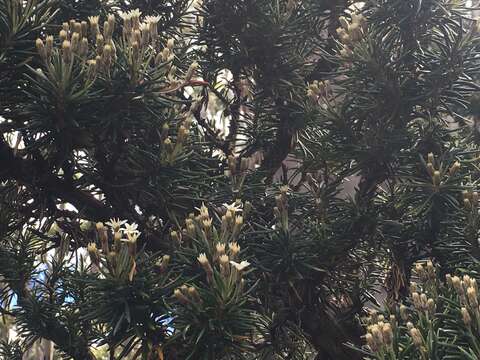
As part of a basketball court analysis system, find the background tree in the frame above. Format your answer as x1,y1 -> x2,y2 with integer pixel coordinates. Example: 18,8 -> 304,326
1,0 -> 480,359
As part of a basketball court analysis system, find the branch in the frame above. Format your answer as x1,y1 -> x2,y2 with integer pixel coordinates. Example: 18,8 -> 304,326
0,138 -> 113,221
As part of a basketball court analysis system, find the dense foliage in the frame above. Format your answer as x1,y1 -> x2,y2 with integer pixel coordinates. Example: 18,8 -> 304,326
2,0 -> 480,359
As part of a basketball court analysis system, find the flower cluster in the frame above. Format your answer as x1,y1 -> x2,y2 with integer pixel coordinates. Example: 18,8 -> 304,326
364,312 -> 395,354
86,219 -> 148,281
307,79 -> 330,102
336,12 -> 367,60
172,200 -> 251,304
35,11 -> 200,89
424,152 -> 460,189
359,260 -> 480,359
446,274 -> 480,328
169,200 -> 255,356
462,189 -> 479,210
160,117 -> 193,165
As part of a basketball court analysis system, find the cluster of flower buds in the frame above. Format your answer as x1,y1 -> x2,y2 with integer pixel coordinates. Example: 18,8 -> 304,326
425,153 -> 460,187
364,312 -> 395,354
155,254 -> 171,273
407,323 -> 427,355
307,80 -> 330,102
119,10 -> 162,63
196,249 -> 249,281
414,260 -> 436,283
446,273 -> 480,327
160,118 -> 192,165
85,219 -> 147,281
411,291 -> 436,316
424,152 -> 442,188
172,202 -> 251,306
336,12 -> 367,60
462,189 -> 479,210
179,201 -> 248,247
36,17 -> 92,64
174,284 -> 201,305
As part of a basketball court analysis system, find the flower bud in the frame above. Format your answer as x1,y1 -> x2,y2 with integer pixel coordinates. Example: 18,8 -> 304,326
462,307 -> 471,325
88,15 -> 100,37
409,328 -> 423,347
103,44 -> 113,60
79,38 -> 88,57
174,288 -> 189,304
433,170 -> 441,186
427,298 -> 435,315
36,38 -> 46,60
400,304 -> 408,321
96,34 -> 104,53
216,242 -> 226,256
473,191 -> 479,206
87,242 -> 100,265
446,273 -> 452,287
382,323 -> 393,345
467,287 -> 478,307
420,293 -> 428,310
62,40 -> 72,62
370,324 -> 383,348
81,21 -> 88,36
426,162 -> 434,176
87,59 -> 97,77
159,254 -> 170,272
365,333 -> 377,352
59,30 -> 68,42
452,275 -> 462,293
45,35 -> 54,56
71,32 -> 80,51
412,292 -> 421,310
449,161 -> 460,176
229,242 -> 240,258
161,47 -> 170,62
107,14 -> 115,35
197,253 -> 213,278
187,286 -> 201,302
73,22 -> 82,35
131,41 -> 139,60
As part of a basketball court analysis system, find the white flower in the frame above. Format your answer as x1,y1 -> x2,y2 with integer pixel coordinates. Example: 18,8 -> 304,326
139,22 -> 150,31
145,15 -> 161,24
199,203 -> 209,217
126,231 -> 140,243
123,222 -> 139,235
129,9 -> 142,19
88,15 -> 99,25
197,253 -> 208,264
106,218 -> 127,230
223,201 -> 242,214
229,260 -> 250,271
229,242 -> 240,255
